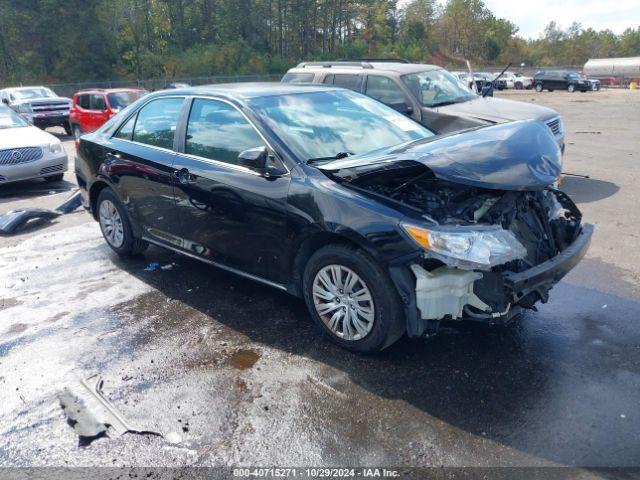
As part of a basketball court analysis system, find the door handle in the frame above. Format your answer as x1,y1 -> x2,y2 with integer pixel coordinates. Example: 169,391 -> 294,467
174,168 -> 196,185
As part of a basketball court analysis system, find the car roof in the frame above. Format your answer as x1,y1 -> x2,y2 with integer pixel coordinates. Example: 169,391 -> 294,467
1,86 -> 51,92
291,61 -> 441,75
147,82 -> 341,100
75,88 -> 144,95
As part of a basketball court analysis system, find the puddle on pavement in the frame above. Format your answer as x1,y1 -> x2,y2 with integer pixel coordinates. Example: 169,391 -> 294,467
227,349 -> 260,370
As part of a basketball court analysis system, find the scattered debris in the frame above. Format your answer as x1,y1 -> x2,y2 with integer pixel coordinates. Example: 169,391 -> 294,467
602,304 -> 608,309
144,262 -> 160,272
0,190 -> 82,234
160,262 -> 176,270
80,374 -> 156,437
575,131 -> 601,134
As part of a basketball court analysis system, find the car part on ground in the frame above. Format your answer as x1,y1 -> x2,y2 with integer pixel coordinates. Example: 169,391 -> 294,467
76,84 -> 591,353
0,189 -> 82,234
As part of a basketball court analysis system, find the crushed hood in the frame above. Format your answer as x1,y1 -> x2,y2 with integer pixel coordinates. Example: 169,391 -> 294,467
435,96 -> 559,124
318,120 -> 562,191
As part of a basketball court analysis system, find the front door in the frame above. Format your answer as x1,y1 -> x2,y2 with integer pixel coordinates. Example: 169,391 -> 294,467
107,96 -> 186,244
171,98 -> 291,284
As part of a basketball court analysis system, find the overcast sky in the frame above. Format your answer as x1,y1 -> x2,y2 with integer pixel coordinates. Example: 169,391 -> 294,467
478,0 -> 640,38
399,0 -> 640,39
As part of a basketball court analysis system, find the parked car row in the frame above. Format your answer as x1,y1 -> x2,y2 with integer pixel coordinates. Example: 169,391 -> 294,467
0,86 -> 146,185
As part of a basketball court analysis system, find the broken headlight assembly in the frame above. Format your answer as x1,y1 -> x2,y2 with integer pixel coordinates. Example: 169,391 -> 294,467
401,223 -> 527,270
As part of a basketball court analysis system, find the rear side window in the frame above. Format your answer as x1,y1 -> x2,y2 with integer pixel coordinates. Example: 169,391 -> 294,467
332,74 -> 361,91
281,72 -> 315,83
90,94 -> 106,111
365,76 -> 406,105
131,97 -> 184,150
185,98 -> 265,165
78,94 -> 90,109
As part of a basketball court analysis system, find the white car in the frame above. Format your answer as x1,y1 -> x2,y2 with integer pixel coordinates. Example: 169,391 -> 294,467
504,72 -> 534,89
0,105 -> 68,184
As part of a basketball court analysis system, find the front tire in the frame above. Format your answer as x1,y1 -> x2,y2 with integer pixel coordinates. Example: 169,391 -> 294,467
568,84 -> 576,92
303,244 -> 405,353
515,82 -> 523,90
535,83 -> 543,92
63,123 -> 73,136
96,188 -> 148,257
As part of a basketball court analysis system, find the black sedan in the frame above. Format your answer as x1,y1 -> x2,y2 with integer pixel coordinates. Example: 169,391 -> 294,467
75,84 -> 592,353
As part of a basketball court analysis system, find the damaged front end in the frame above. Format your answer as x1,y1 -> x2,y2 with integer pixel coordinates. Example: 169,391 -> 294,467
327,161 -> 592,337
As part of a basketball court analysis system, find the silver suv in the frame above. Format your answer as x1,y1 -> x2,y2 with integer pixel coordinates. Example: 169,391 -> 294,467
283,60 -> 564,152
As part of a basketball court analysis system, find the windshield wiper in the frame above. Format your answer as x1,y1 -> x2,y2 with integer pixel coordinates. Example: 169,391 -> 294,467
307,151 -> 353,165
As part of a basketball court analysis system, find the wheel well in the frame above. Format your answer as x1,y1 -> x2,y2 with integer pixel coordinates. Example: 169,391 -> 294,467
89,181 -> 109,219
289,232 -> 361,297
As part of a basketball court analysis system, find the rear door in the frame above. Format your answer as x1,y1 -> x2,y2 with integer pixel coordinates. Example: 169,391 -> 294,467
106,96 -> 186,245
171,97 -> 291,284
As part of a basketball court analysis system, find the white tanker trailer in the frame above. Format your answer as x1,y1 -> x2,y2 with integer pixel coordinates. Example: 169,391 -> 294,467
584,57 -> 640,86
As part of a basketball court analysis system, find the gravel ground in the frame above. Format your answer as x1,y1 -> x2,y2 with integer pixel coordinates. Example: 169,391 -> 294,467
1,89 -> 639,476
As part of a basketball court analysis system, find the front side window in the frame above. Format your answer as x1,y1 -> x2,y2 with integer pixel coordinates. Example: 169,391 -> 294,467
365,76 -> 407,106
402,69 -> 477,108
132,97 -> 184,150
249,90 -> 433,163
281,72 -> 315,83
186,98 -> 265,165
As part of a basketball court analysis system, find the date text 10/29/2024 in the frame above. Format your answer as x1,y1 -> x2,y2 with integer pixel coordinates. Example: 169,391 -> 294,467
233,468 -> 400,478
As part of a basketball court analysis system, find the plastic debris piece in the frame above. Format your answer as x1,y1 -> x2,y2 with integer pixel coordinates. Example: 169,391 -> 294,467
144,262 -> 160,271
0,189 -> 82,235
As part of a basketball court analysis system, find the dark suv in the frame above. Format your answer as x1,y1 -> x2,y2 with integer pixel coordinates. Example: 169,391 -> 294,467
534,71 -> 590,92
75,84 -> 591,353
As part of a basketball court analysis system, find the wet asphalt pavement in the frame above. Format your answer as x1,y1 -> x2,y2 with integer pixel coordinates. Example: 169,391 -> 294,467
1,90 -> 639,474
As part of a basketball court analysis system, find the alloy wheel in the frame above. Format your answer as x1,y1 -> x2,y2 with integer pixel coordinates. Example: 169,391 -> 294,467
99,199 -> 125,248
312,264 -> 375,341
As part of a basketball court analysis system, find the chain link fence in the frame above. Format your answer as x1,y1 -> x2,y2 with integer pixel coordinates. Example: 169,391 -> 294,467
45,73 -> 283,97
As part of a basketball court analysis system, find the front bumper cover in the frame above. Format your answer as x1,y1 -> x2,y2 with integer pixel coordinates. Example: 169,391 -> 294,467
389,223 -> 593,338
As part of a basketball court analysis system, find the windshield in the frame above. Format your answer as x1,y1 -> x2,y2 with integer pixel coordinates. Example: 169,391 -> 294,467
249,90 -> 434,163
401,69 -> 477,108
9,87 -> 57,101
0,108 -> 29,129
108,91 -> 144,110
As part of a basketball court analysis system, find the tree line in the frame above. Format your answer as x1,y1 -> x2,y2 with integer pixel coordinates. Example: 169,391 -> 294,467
0,0 -> 639,85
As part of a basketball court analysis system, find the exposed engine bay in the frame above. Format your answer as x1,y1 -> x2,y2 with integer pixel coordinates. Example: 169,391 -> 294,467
332,163 -> 589,330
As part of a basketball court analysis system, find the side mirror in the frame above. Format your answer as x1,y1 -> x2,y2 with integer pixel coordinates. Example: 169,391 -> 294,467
1,98 -> 8,105
390,102 -> 414,116
481,83 -> 494,97
237,146 -> 268,170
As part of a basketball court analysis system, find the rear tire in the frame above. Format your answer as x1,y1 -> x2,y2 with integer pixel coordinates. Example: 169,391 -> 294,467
44,173 -> 64,183
515,82 -> 523,90
303,244 -> 405,353
96,188 -> 148,257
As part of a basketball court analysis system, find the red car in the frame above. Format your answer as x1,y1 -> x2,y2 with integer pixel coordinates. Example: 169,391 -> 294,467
69,88 -> 146,139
